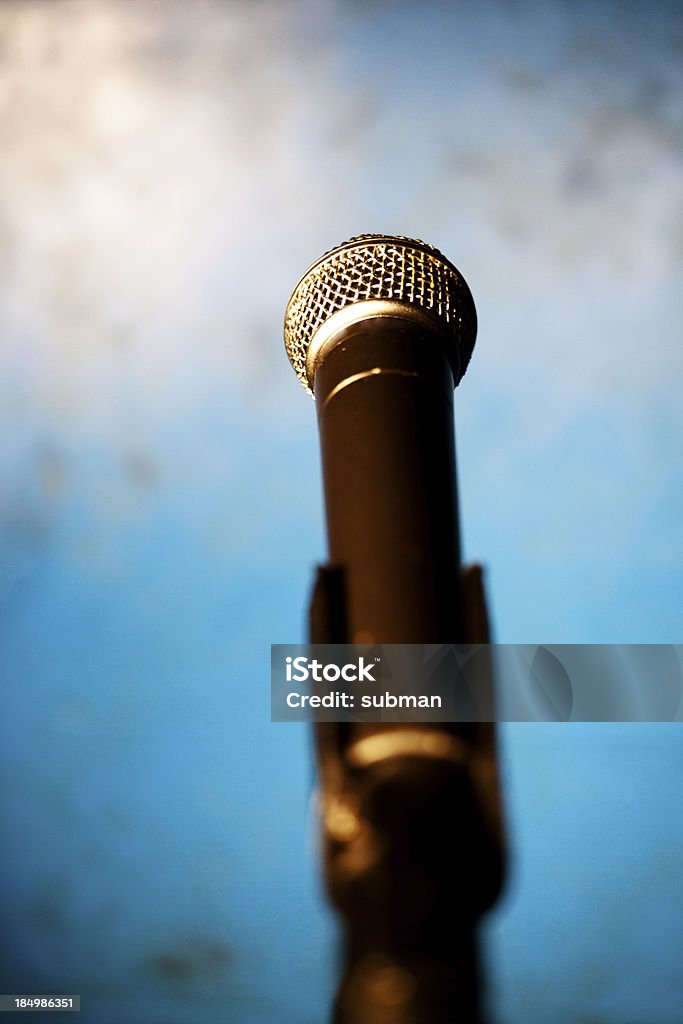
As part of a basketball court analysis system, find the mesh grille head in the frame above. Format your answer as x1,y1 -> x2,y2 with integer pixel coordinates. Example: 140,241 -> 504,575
284,234 -> 477,393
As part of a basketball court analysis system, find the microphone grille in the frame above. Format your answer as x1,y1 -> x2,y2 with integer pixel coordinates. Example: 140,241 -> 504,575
284,235 -> 477,393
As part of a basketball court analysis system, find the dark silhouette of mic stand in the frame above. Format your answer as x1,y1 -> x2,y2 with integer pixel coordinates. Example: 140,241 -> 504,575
285,235 -> 506,1024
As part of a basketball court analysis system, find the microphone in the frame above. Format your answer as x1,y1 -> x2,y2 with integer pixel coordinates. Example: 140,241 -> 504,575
284,236 -> 505,1024
285,234 -> 476,645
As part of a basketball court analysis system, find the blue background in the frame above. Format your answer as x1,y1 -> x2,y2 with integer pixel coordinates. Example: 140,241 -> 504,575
1,2 -> 681,1021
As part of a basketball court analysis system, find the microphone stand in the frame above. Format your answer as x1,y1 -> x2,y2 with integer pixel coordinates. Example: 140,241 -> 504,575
285,236 -> 506,1024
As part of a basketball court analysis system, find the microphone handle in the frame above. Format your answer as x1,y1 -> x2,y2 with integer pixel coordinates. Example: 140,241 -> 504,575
309,318 -> 506,1024
314,317 -> 461,645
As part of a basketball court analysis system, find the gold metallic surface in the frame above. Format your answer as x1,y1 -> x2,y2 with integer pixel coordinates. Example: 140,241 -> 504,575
361,960 -> 417,1008
346,728 -> 468,769
324,797 -> 362,842
319,366 -> 420,411
305,299 -> 449,385
284,234 -> 477,394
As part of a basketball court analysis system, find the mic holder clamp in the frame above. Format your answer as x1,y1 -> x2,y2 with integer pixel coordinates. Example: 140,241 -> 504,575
309,565 -> 505,1024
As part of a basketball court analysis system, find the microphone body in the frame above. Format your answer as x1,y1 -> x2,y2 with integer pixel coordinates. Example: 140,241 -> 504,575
315,317 -> 461,644
285,236 -> 505,1024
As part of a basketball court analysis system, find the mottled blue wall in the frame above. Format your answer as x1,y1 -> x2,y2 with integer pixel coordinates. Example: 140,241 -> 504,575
1,2 -> 681,1022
